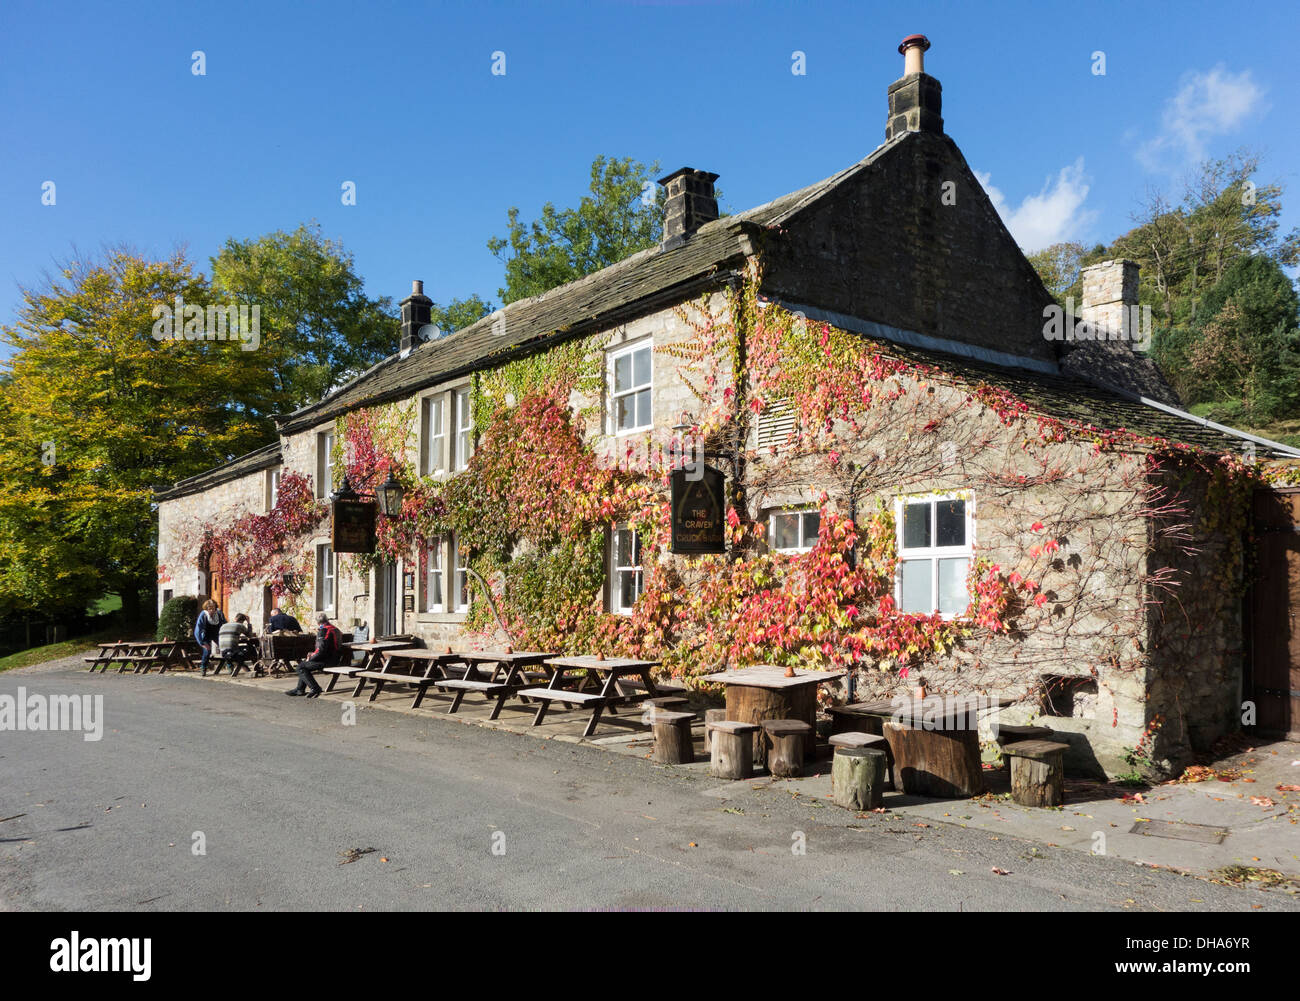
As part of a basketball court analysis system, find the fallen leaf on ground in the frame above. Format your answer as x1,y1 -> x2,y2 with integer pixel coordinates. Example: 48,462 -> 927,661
1250,797 -> 1276,808
991,867 -> 1012,875
1277,785 -> 1300,792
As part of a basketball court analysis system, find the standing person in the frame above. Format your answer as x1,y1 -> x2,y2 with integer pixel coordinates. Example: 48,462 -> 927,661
286,612 -> 341,698
193,599 -> 226,676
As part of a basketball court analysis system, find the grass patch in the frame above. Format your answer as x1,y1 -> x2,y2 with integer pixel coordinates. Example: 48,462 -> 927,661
0,629 -> 126,673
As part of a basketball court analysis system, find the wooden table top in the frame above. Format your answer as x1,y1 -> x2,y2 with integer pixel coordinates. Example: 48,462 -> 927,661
382,648 -> 461,661
545,655 -> 659,671
463,650 -> 557,663
347,640 -> 415,651
699,666 -> 846,689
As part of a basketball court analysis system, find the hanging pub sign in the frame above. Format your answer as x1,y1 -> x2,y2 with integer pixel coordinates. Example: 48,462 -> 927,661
670,464 -> 727,555
331,498 -> 377,554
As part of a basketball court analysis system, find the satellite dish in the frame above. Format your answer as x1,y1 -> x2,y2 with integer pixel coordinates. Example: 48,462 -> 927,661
417,323 -> 441,342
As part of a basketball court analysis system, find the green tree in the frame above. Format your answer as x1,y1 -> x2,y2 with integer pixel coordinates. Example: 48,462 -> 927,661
1179,255 -> 1300,422
487,155 -> 665,304
0,249 -> 267,622
429,294 -> 493,336
210,223 -> 397,406
1025,241 -> 1089,302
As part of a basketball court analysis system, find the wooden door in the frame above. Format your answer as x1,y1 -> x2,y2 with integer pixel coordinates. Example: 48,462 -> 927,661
1247,488 -> 1300,738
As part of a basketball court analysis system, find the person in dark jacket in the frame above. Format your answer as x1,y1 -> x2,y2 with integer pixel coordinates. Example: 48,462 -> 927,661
268,607 -> 302,633
193,599 -> 226,676
286,613 -> 340,698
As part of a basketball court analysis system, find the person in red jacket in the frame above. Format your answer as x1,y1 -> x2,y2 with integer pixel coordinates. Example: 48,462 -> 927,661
286,612 -> 340,698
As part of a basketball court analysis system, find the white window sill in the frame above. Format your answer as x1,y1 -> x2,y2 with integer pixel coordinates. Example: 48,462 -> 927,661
415,611 -> 467,624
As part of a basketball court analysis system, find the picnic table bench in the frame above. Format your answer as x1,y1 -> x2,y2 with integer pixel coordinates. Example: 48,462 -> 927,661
353,648 -> 464,708
323,639 -> 416,693
432,649 -> 558,718
85,639 -> 189,674
519,655 -> 662,738
241,632 -> 317,677
84,641 -> 134,673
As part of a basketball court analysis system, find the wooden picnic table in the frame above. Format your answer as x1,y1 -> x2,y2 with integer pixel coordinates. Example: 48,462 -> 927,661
431,649 -> 557,718
844,695 -> 1015,797
353,648 -> 464,708
519,655 -> 662,738
89,639 -> 188,675
249,632 -> 317,677
701,665 -> 845,763
323,640 -> 416,693
84,641 -> 134,673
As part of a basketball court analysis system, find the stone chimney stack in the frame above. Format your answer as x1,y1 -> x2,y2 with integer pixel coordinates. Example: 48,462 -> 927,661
658,168 -> 720,249
1079,260 -> 1140,339
885,34 -> 943,141
400,279 -> 433,355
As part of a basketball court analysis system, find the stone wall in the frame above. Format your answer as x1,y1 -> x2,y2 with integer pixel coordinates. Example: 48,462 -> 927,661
157,465 -> 275,632
760,130 -> 1058,367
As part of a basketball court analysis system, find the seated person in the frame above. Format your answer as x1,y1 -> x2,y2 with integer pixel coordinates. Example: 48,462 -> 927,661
218,613 -> 257,668
267,606 -> 302,633
286,613 -> 342,698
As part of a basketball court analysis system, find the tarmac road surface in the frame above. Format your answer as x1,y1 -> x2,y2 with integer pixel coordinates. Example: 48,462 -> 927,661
1,663 -> 1295,912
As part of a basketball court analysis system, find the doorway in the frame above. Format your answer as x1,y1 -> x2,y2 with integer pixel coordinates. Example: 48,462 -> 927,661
1246,487 -> 1300,739
376,561 -> 398,638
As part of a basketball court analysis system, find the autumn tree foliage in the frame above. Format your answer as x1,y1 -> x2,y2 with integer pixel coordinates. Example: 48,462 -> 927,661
0,249 -> 268,622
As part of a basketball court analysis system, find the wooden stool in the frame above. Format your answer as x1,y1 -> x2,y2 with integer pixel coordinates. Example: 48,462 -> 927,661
1004,740 -> 1068,807
708,720 -> 759,779
762,720 -> 811,778
995,724 -> 1054,769
829,731 -> 895,790
704,709 -> 727,754
647,695 -> 691,712
832,746 -> 887,810
651,710 -> 696,764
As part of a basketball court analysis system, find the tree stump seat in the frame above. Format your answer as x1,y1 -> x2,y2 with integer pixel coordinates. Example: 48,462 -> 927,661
651,710 -> 696,764
995,724 -> 1055,771
708,720 -> 760,780
761,719 -> 811,778
1004,739 -> 1069,807
832,746 -> 887,811
829,731 -> 895,790
646,695 -> 691,711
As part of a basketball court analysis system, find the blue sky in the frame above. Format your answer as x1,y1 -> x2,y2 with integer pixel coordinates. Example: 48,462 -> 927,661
2,0 -> 1297,341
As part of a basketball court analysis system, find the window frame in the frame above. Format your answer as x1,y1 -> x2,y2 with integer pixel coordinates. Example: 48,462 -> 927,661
767,507 -> 821,553
451,532 -> 470,613
609,523 -> 644,615
423,536 -> 445,614
452,388 -> 473,472
607,340 -> 653,436
316,542 -> 336,612
316,431 -> 335,499
893,492 -> 975,619
266,468 -> 282,512
423,394 -> 446,476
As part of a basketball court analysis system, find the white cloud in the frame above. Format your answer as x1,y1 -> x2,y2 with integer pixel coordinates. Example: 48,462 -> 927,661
1138,65 -> 1265,171
975,158 -> 1097,252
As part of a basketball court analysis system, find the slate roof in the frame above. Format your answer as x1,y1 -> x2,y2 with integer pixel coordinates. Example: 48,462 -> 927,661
155,441 -> 281,502
274,138 -> 906,438
875,339 -> 1299,459
157,132 -> 1298,501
